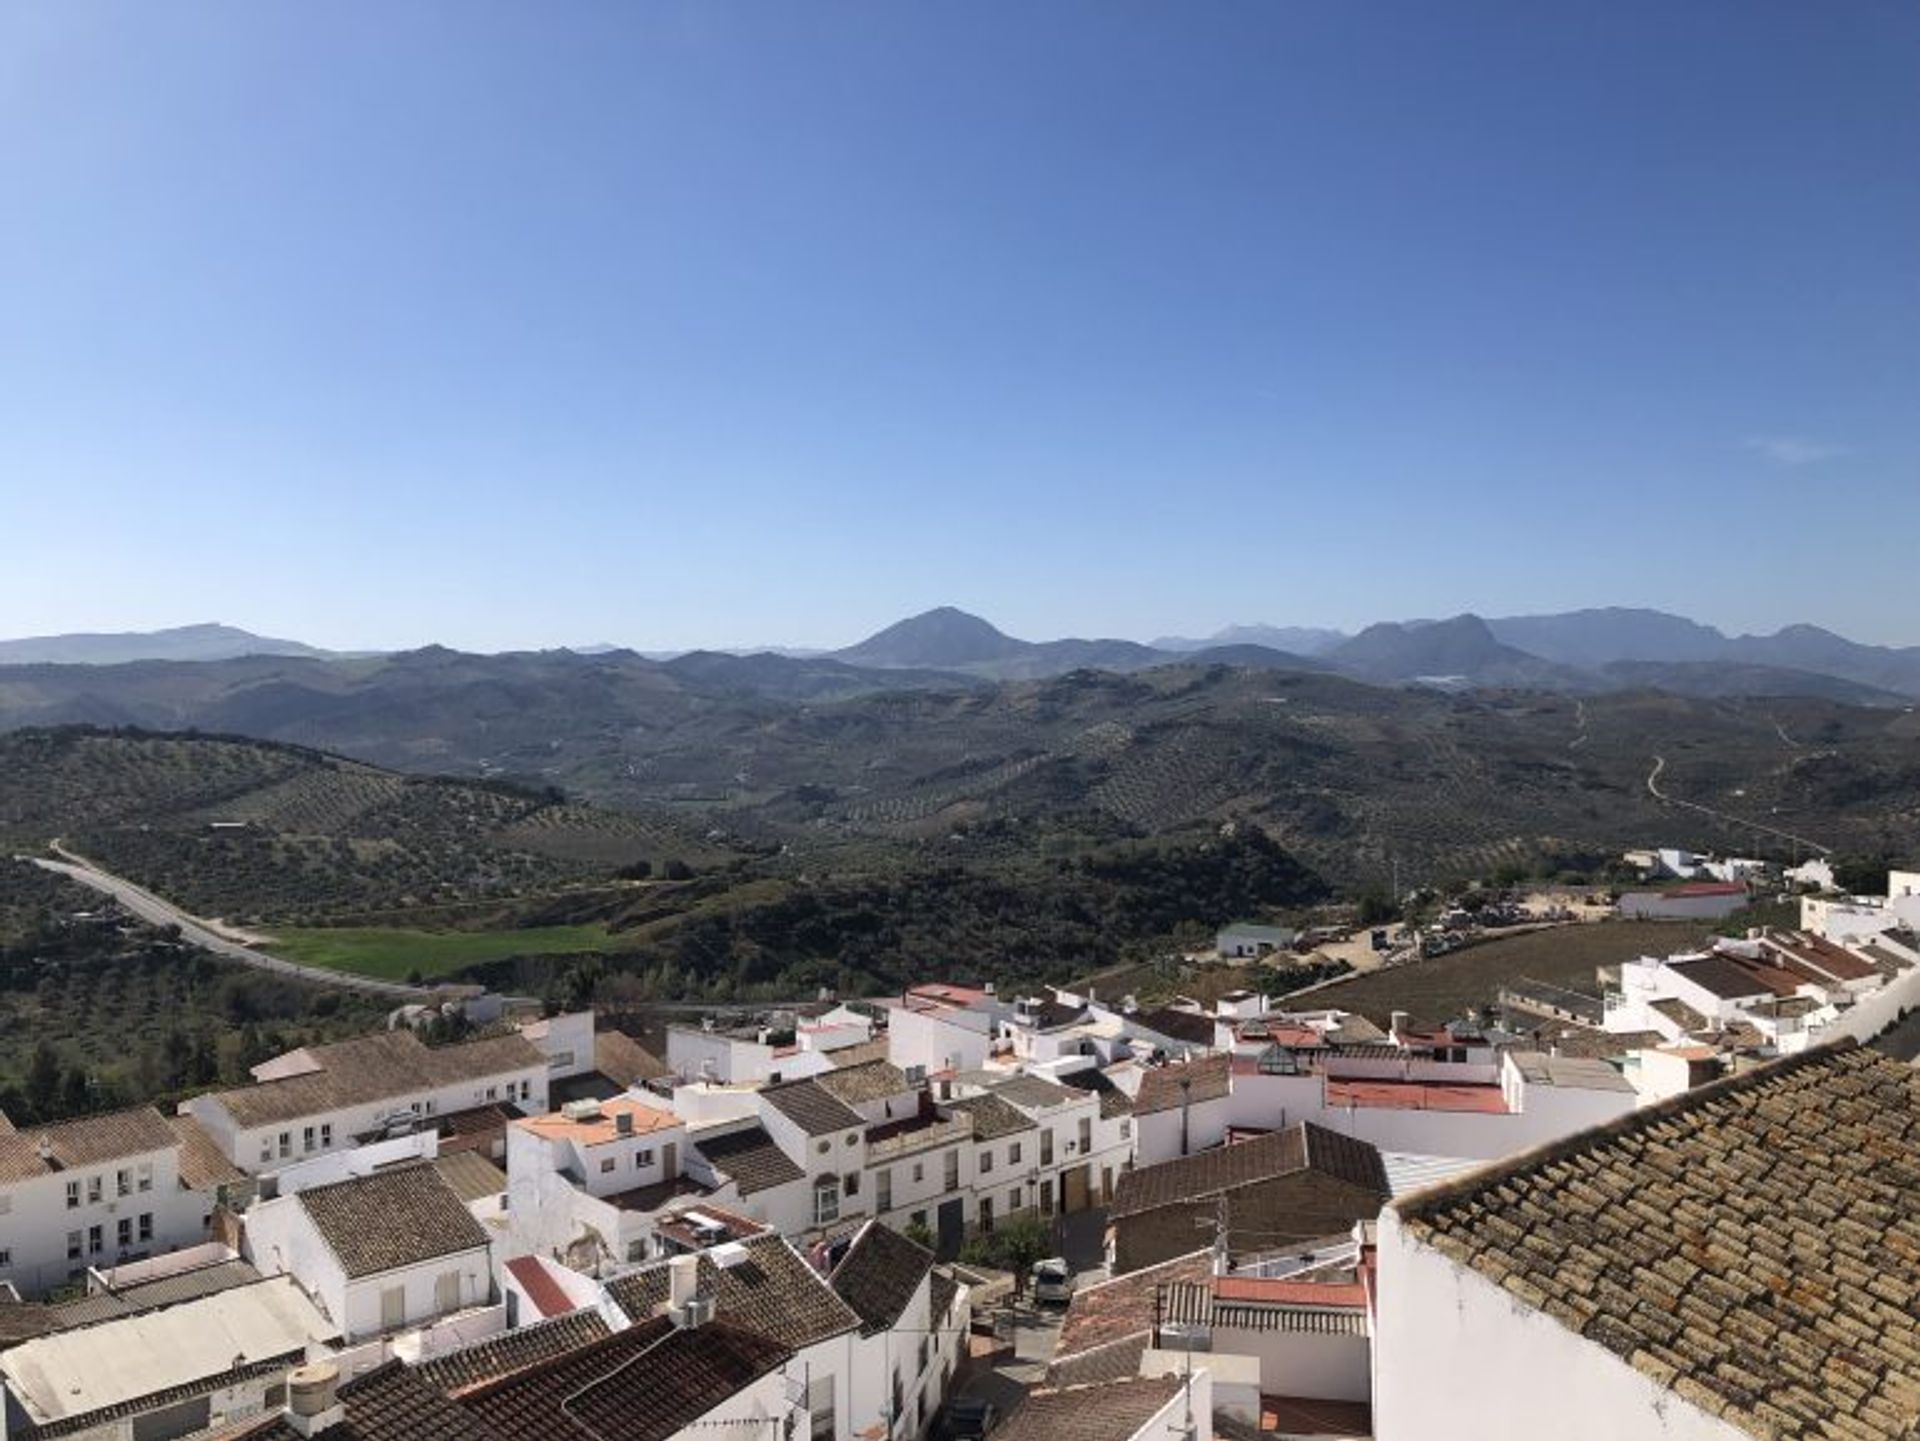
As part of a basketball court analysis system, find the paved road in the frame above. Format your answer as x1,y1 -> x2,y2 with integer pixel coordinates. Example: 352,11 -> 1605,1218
1645,755 -> 1832,857
24,849 -> 430,1000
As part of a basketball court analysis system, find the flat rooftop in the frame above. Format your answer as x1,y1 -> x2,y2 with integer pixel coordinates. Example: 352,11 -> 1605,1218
1324,1078 -> 1511,1114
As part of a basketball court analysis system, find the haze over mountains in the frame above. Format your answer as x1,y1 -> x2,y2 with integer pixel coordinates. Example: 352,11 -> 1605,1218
5,605 -> 1919,702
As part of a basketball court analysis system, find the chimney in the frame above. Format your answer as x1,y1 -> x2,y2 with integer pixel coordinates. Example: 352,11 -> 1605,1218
1390,1010 -> 1411,1039
616,1110 -> 634,1137
285,1362 -> 343,1436
668,1254 -> 701,1323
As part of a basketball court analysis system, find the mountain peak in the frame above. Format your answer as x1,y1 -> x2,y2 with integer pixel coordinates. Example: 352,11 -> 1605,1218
836,608 -> 1028,668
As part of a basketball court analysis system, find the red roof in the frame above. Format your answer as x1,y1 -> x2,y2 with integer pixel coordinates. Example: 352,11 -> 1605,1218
1261,1396 -> 1371,1437
1324,1078 -> 1510,1114
505,1255 -> 579,1321
1214,1275 -> 1367,1309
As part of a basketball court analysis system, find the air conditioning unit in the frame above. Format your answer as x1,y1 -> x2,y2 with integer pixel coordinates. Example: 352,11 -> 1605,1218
561,1099 -> 604,1123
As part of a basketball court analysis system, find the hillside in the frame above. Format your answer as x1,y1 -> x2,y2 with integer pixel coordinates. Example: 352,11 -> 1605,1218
0,729 -> 734,926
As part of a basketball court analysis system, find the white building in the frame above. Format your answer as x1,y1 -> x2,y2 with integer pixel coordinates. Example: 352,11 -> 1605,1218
0,1107 -> 233,1299
505,1095 -> 694,1270
1373,1043 -> 1920,1441
1216,923 -> 1297,958
183,1029 -> 550,1176
0,1275 -> 337,1441
243,1161 -> 494,1343
826,1218 -> 966,1440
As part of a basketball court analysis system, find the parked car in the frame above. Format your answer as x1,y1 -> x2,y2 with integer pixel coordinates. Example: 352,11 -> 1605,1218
935,1398 -> 999,1441
1032,1257 -> 1075,1305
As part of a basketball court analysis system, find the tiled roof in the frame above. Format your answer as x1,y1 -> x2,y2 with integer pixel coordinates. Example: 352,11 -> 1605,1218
209,1031 -> 544,1129
829,1037 -> 892,1069
930,1269 -> 960,1323
692,1124 -> 804,1195
1047,1333 -> 1152,1388
1667,955 -> 1773,1001
990,1074 -> 1083,1111
297,1161 -> 490,1279
943,1092 -> 1035,1141
1054,1250 -> 1213,1369
1110,1125 -> 1388,1219
433,1150 -> 507,1204
1760,931 -> 1880,983
760,1077 -> 866,1137
1133,1054 -> 1232,1116
1057,1067 -> 1135,1119
1161,1279 -> 1369,1335
1133,1008 -> 1218,1047
414,1310 -> 615,1395
0,1105 -> 179,1182
457,1315 -> 790,1441
811,1059 -> 912,1107
167,1113 -> 247,1190
593,1031 -> 669,1086
605,1231 -> 860,1350
1260,1395 -> 1372,1439
1398,1042 -> 1920,1441
994,1377 -> 1183,1441
829,1220 -> 933,1336
0,1301 -> 57,1350
334,1358 -> 513,1441
1651,996 -> 1712,1032
1526,1025 -> 1666,1061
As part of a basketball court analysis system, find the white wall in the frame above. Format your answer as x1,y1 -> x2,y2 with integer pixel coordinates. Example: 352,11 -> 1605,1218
1372,1208 -> 1741,1441
1212,1326 -> 1369,1402
0,1141 -> 211,1299
338,1248 -> 492,1343
887,1008 -> 993,1076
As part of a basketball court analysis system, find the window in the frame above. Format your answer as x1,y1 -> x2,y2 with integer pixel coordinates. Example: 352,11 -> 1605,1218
1008,1186 -> 1022,1211
813,1177 -> 840,1226
277,1132 -> 292,1160
980,1148 -> 993,1173
520,1080 -> 533,1101
302,1127 -> 316,1153
485,1085 -> 498,1101
912,1161 -> 924,1184
138,1212 -> 154,1243
550,1051 -> 576,1071
944,1151 -> 959,1189
66,1180 -> 80,1210
808,1376 -> 835,1441
599,1158 -> 616,1174
876,1168 -> 892,1213
320,1124 -> 333,1148
911,1210 -> 927,1232
918,1338 -> 929,1375
380,1286 -> 406,1330
844,1171 -> 860,1197
116,1168 -> 133,1197
0,1248 -> 10,1269
1041,1180 -> 1055,1215
118,1218 -> 132,1249
87,1176 -> 103,1205
636,1149 -> 655,1167
136,1163 -> 153,1193
1041,1130 -> 1054,1166
435,1270 -> 462,1312
979,1197 -> 994,1233
1078,1117 -> 1092,1152
88,1224 -> 103,1255
844,1133 -> 859,1148
1120,1118 -> 1131,1141
259,1142 -> 274,1164
817,1140 -> 831,1155
1009,1142 -> 1022,1165
67,1231 -> 82,1260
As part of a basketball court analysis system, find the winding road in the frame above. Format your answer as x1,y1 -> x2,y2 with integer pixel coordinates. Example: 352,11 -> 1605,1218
23,847 -> 430,1000
1644,756 -> 1832,857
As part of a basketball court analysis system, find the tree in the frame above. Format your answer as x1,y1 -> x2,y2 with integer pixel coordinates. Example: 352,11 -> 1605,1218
25,1042 -> 61,1121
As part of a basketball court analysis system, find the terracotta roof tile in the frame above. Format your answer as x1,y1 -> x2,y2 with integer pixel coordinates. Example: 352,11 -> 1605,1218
829,1220 -> 933,1335
1133,1055 -> 1232,1116
1398,1043 -> 1920,1441
604,1231 -> 859,1351
296,1161 -> 490,1280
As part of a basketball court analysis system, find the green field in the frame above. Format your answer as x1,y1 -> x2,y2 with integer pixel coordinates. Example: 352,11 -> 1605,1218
269,923 -> 619,979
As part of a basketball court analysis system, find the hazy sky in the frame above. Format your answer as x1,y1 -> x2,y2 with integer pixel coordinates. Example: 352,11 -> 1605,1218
3,3 -> 1915,652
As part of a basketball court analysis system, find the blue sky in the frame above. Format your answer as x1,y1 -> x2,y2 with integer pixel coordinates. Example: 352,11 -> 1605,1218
2,3 -> 1915,651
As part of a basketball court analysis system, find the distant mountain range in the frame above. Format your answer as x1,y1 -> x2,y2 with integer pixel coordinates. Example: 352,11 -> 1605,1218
0,623 -> 329,666
6,605 -> 1918,702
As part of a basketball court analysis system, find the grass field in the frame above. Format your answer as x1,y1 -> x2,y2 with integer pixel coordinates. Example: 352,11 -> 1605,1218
1303,919 -> 1716,1027
269,923 -> 620,980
